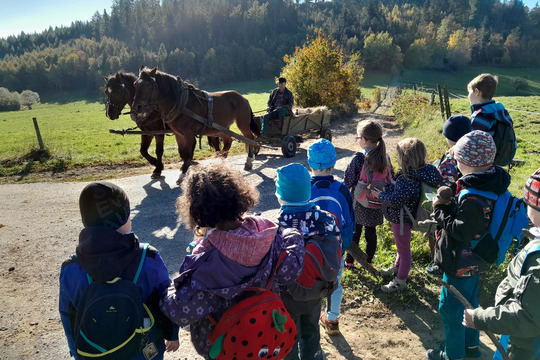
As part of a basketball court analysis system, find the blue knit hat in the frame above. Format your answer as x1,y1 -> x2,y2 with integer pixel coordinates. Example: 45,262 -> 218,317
454,130 -> 496,167
275,163 -> 311,204
442,115 -> 472,142
308,139 -> 336,170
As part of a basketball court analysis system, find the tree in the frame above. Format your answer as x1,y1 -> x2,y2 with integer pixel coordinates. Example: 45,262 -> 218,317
282,31 -> 364,108
362,32 -> 402,71
0,87 -> 20,112
20,90 -> 40,109
447,29 -> 472,69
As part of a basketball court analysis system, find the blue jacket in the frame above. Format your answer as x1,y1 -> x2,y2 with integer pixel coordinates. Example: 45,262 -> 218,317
59,228 -> 178,360
379,164 -> 442,225
311,175 -> 354,254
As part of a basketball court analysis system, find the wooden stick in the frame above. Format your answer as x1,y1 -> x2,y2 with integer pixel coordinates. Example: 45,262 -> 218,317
441,280 -> 510,360
345,242 -> 380,278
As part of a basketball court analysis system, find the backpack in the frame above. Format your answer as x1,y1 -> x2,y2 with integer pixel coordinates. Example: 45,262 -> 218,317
354,163 -> 391,209
311,179 -> 352,251
73,243 -> 155,360
207,252 -> 297,360
402,181 -> 438,235
473,106 -> 517,166
459,189 -> 529,266
286,233 -> 341,301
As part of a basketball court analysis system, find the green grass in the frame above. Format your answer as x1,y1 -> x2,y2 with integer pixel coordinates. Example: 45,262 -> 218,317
401,65 -> 540,97
0,81 -> 274,179
360,70 -> 394,99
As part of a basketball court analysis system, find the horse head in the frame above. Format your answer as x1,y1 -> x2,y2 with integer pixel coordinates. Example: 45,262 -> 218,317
103,72 -> 136,120
132,66 -> 161,120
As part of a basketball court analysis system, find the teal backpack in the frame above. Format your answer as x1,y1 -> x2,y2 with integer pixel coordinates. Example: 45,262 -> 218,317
458,189 -> 529,266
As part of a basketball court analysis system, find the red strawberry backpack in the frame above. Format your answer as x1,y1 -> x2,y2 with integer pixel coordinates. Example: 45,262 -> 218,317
208,252 -> 297,360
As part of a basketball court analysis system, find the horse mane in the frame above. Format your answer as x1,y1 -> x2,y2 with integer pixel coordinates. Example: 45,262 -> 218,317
140,67 -> 189,122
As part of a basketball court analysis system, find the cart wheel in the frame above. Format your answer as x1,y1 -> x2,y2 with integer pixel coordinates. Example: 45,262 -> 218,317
320,128 -> 332,142
281,136 -> 297,158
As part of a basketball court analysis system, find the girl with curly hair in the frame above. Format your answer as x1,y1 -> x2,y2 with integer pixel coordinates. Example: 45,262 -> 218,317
160,163 -> 305,359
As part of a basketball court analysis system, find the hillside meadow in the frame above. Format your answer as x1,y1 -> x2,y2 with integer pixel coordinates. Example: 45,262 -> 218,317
0,68 -> 538,186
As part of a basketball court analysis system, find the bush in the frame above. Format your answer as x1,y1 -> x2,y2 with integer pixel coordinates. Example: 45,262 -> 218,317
512,77 -> 529,92
0,87 -> 20,112
372,87 -> 382,105
282,30 -> 364,109
392,91 -> 438,128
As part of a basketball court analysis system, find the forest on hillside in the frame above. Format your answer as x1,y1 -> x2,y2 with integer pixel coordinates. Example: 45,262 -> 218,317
1,0 -> 539,94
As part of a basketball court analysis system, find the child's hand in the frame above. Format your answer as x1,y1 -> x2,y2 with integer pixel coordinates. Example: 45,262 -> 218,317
462,309 -> 475,329
166,340 -> 180,352
370,188 -> 381,199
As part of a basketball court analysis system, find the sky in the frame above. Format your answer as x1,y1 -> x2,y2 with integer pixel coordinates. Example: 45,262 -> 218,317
0,1 -> 113,39
1,0 -> 539,40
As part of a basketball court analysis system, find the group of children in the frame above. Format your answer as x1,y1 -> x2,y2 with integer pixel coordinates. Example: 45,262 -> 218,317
59,73 -> 539,360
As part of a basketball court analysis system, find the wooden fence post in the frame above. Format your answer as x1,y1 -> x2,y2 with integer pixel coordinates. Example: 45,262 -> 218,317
443,84 -> 451,119
437,84 -> 445,120
32,117 -> 45,150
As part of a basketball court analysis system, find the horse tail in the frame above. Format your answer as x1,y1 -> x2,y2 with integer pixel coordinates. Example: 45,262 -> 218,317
250,110 -> 262,137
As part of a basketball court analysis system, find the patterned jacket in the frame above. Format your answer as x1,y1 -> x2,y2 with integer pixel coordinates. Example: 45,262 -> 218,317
378,164 -> 441,225
267,87 -> 294,112
160,216 -> 304,358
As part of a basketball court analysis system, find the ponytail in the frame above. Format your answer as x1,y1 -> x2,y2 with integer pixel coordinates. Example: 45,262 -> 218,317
357,120 -> 388,173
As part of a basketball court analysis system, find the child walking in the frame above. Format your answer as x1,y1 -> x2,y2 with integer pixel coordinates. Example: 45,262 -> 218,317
275,163 -> 342,360
344,120 -> 393,267
160,163 -> 305,360
59,181 -> 179,360
372,138 -> 441,292
307,139 -> 355,336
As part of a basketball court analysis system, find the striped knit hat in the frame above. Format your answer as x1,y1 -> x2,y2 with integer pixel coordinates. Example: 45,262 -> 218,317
524,168 -> 540,211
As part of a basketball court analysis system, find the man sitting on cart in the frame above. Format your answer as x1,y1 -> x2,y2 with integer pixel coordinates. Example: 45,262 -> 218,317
261,77 -> 294,135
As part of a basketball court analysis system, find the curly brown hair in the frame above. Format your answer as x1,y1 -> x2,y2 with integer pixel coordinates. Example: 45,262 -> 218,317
175,163 -> 260,230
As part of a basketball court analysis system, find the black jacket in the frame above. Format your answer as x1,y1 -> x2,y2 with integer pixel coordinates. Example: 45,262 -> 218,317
433,166 -> 511,275
267,87 -> 294,112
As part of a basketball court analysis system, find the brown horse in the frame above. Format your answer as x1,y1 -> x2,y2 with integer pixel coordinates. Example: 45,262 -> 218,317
104,72 -> 224,179
132,67 -> 261,183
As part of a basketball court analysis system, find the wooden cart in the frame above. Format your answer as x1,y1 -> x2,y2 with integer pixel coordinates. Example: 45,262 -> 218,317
256,109 -> 332,157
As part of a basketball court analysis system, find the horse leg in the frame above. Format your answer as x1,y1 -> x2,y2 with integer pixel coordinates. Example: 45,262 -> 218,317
244,144 -> 255,170
236,111 -> 257,171
218,135 -> 232,158
176,134 -> 196,184
207,136 -> 221,152
153,134 -> 165,178
140,135 -> 160,179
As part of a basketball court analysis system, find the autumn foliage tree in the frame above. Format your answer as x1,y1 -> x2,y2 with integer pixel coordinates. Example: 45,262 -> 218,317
282,31 -> 363,109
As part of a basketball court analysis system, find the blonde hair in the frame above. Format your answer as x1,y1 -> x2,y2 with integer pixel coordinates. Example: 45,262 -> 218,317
467,73 -> 498,100
357,120 -> 388,173
396,138 -> 426,174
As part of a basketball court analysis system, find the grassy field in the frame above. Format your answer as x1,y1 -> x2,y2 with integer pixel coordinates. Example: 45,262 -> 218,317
400,65 -> 540,97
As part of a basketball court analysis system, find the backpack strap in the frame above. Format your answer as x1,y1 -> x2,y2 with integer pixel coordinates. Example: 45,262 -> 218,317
265,250 -> 287,291
458,188 -> 498,202
520,244 -> 540,275
85,243 -> 148,285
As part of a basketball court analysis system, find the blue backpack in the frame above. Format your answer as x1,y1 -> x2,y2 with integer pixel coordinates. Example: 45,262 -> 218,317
458,189 -> 529,266
73,243 -> 155,360
311,179 -> 353,252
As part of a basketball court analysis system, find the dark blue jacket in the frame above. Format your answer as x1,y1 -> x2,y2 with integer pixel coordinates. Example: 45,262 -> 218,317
379,164 -> 442,224
59,228 -> 178,360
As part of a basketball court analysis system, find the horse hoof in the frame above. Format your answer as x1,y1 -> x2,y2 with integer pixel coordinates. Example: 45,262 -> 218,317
151,172 -> 162,179
244,159 -> 253,171
176,173 -> 185,185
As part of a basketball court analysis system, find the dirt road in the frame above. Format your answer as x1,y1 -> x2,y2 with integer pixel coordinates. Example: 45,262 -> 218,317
0,111 -> 497,359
